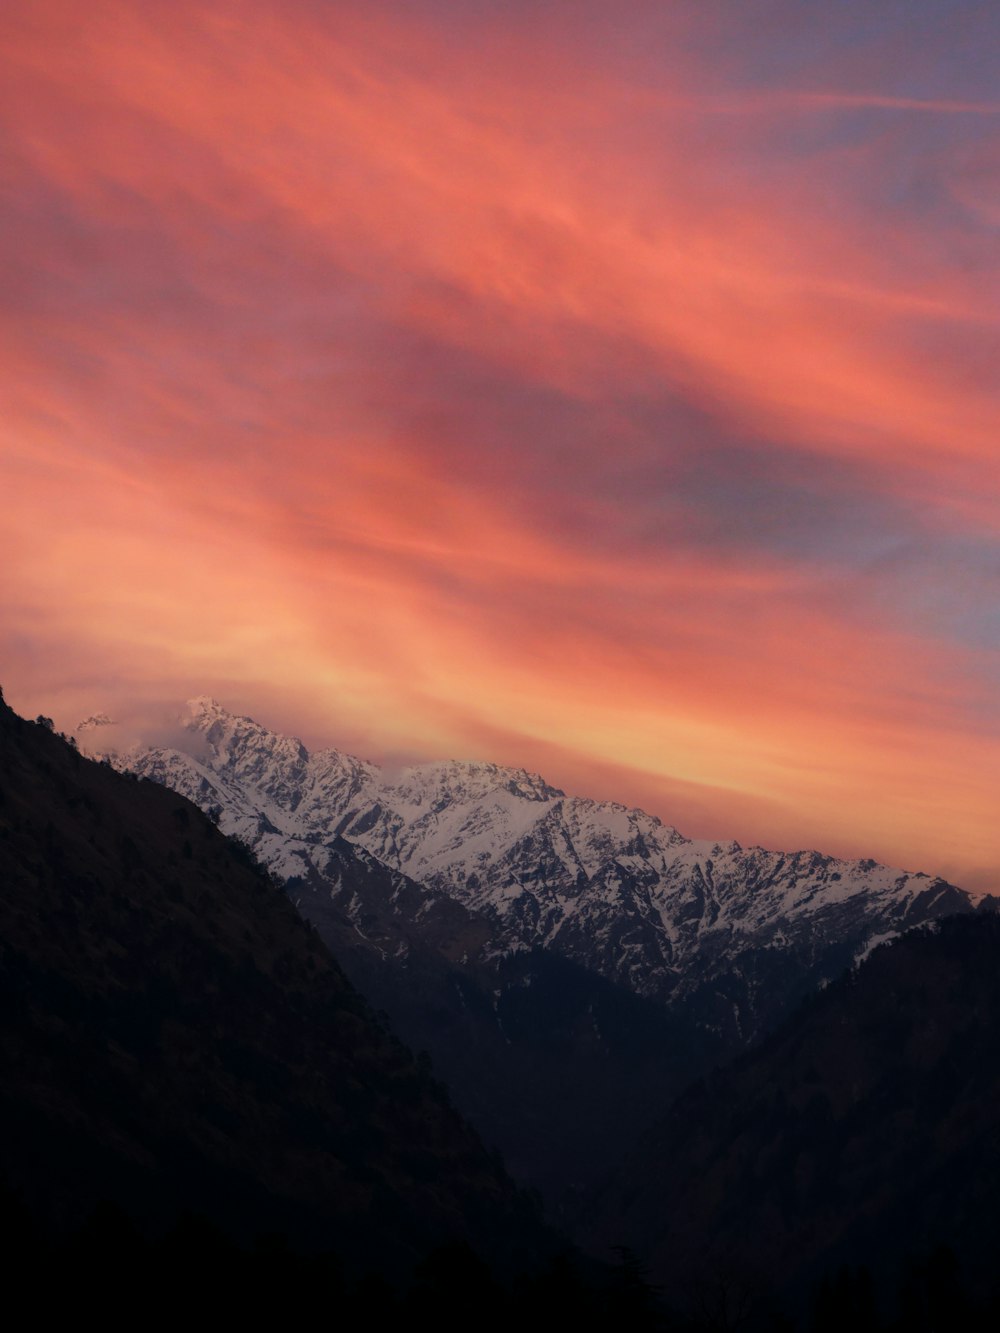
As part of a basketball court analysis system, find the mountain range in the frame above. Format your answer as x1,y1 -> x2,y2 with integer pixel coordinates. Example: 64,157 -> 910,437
90,698 -> 974,1026
86,697 -> 978,1206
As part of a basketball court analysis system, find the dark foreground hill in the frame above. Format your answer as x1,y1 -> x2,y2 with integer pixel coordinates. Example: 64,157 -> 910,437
0,690 -> 551,1286
589,909 -> 1000,1320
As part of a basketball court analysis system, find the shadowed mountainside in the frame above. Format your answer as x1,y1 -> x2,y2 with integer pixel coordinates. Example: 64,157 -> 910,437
0,690 -> 547,1275
285,836 -> 721,1212
588,908 -> 1000,1309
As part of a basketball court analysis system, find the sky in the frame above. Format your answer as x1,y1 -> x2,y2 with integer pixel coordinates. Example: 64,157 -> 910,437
2,0 -> 998,889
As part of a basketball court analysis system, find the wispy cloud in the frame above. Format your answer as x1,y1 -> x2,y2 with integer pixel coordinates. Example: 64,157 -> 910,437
1,0 -> 998,884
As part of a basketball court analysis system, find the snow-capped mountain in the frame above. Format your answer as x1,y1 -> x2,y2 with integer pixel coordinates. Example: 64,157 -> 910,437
90,697 -> 976,1041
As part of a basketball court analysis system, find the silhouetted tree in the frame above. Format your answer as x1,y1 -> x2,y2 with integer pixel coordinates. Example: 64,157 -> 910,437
895,1245 -> 968,1331
609,1245 -> 663,1328
811,1264 -> 878,1333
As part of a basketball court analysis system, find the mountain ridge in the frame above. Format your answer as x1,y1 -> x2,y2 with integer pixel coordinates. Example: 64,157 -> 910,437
89,697 -> 977,1045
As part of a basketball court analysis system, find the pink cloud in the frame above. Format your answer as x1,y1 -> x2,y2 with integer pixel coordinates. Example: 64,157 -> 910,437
1,0 -> 998,887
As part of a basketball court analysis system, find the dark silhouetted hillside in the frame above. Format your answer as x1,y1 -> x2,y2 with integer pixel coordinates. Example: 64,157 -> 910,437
589,909 -> 1000,1314
0,688 -> 546,1277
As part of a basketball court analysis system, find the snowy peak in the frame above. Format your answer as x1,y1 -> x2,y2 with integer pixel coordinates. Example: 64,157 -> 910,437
94,697 -> 977,1041
174,699 -> 382,827
184,696 -> 306,765
390,759 -> 565,810
186,694 -> 225,717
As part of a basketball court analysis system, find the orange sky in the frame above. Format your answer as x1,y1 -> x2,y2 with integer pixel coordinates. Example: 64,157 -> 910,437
2,0 -> 998,889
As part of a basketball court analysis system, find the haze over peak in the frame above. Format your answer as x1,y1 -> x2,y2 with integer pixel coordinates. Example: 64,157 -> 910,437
186,694 -> 226,716
76,712 -> 116,732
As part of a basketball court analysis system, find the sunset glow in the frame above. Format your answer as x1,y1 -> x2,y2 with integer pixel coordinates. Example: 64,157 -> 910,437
2,1 -> 998,888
